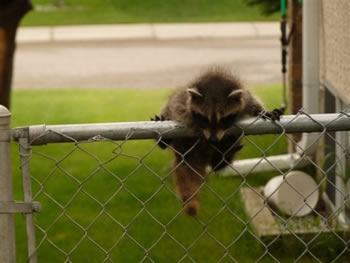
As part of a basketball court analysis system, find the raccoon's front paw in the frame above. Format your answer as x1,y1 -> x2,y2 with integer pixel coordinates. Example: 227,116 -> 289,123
150,115 -> 171,149
150,114 -> 167,121
262,108 -> 283,121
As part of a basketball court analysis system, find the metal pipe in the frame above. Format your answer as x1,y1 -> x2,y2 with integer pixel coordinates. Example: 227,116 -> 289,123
11,113 -> 350,145
19,137 -> 38,263
0,105 -> 16,263
220,153 -> 309,176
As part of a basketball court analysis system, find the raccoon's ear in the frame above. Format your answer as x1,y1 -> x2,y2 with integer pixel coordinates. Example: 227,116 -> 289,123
187,88 -> 203,98
227,89 -> 243,102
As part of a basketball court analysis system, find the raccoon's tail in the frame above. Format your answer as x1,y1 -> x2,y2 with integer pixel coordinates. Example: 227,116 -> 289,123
173,157 -> 205,217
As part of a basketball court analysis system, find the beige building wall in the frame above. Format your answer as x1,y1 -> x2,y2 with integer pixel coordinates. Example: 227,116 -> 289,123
320,0 -> 350,104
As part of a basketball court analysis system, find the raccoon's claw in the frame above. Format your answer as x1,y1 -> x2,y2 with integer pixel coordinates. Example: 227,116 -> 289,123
150,115 -> 160,121
262,108 -> 283,121
150,114 -> 166,121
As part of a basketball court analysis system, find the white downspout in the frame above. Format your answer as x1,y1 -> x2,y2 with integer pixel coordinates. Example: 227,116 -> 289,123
297,0 -> 320,155
221,0 -> 320,176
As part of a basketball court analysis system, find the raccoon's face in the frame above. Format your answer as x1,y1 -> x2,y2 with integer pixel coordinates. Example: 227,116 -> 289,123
187,87 -> 244,142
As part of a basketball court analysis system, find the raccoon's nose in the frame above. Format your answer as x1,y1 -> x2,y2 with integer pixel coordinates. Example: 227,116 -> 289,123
208,135 -> 218,143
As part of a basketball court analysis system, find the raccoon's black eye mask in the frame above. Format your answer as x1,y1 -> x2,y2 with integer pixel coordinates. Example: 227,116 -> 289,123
191,111 -> 210,128
192,111 -> 237,130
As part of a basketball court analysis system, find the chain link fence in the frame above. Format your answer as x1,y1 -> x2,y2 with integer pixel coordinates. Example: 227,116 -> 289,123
7,110 -> 350,262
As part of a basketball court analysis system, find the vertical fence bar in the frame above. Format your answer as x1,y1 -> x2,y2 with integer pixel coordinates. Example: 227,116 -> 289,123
19,135 -> 37,263
335,99 -> 348,226
0,105 -> 16,263
324,89 -> 337,205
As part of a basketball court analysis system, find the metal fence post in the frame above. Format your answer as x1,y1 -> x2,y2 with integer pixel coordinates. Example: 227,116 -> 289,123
0,105 -> 16,263
19,135 -> 38,263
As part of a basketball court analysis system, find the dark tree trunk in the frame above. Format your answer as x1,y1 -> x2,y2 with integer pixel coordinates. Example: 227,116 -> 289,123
0,0 -> 32,109
288,0 -> 303,116
288,0 -> 303,152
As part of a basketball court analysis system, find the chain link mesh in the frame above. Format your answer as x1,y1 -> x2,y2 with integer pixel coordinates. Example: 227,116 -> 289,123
14,111 -> 350,262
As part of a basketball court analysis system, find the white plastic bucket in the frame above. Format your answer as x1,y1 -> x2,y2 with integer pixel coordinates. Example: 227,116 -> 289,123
263,171 -> 320,217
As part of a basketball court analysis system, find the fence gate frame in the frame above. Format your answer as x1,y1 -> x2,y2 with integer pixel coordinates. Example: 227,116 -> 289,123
0,106 -> 40,263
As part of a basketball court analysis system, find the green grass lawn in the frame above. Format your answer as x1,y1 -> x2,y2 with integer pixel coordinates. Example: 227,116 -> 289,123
21,0 -> 279,26
10,87 -> 347,262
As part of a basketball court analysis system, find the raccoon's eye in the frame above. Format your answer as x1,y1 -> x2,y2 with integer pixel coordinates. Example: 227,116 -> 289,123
192,112 -> 209,128
219,114 -> 237,129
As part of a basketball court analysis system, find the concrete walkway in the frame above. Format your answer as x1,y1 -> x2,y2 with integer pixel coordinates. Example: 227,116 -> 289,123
14,38 -> 281,89
17,22 -> 279,43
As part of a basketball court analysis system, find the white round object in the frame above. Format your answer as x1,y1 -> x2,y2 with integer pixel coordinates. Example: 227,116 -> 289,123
263,171 -> 319,217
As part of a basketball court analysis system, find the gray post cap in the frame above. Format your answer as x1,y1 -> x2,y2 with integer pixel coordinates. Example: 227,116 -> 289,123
0,105 -> 11,125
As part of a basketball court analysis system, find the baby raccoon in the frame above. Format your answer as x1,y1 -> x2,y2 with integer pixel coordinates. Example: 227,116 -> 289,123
152,69 -> 282,216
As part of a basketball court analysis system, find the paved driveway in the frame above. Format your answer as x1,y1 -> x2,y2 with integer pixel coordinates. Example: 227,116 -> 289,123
13,37 -> 281,90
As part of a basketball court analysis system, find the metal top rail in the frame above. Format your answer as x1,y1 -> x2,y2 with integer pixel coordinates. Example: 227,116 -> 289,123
11,112 -> 350,145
